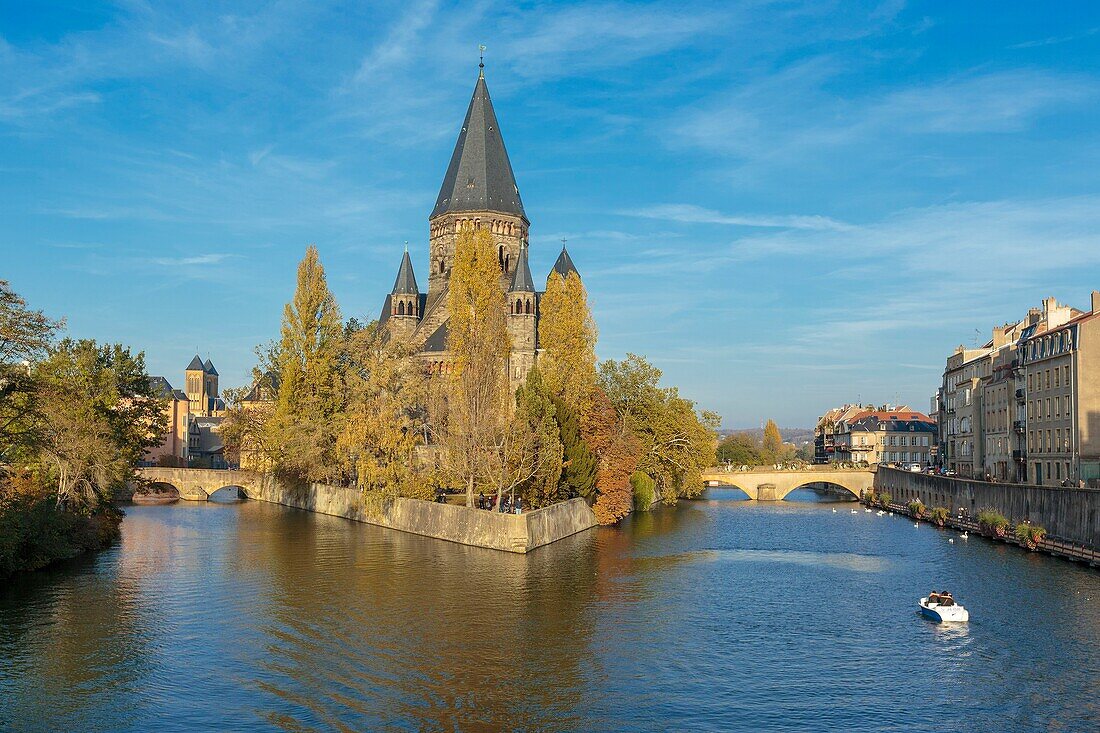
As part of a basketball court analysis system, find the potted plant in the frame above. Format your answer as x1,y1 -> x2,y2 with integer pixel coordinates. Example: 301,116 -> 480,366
977,508 -> 1009,538
929,506 -> 949,527
877,492 -> 891,509
907,499 -> 926,519
1014,522 -> 1047,551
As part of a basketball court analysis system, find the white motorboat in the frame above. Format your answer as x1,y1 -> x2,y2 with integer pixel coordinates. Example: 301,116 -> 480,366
919,596 -> 969,623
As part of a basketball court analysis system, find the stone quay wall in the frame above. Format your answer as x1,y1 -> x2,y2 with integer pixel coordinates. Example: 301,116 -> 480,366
249,476 -> 597,554
875,466 -> 1100,549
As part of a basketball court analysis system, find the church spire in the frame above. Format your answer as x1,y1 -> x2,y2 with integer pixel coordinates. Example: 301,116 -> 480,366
391,249 -> 419,295
509,243 -> 535,293
431,66 -> 525,220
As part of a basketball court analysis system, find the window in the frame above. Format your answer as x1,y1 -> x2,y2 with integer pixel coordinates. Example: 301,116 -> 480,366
1045,370 -> 1051,390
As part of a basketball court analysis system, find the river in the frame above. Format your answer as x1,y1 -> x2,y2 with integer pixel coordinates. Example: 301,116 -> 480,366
1,488 -> 1098,732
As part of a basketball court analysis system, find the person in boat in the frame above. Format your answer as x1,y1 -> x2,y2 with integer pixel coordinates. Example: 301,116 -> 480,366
928,591 -> 941,604
939,592 -> 954,607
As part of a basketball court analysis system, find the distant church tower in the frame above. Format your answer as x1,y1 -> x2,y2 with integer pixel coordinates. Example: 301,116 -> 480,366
379,61 -> 581,389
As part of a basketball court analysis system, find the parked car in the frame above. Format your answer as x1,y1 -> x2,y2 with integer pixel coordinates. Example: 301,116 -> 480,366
906,463 -> 922,472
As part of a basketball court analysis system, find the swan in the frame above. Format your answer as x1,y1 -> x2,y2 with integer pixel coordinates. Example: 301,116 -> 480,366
960,532 -> 968,540
832,508 -> 838,513
948,538 -> 954,544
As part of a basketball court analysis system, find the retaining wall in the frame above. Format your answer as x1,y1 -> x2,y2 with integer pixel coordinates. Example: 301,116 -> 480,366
874,467 -> 1100,549
247,477 -> 597,553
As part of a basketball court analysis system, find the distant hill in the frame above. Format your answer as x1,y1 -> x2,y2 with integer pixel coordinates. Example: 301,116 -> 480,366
718,427 -> 814,445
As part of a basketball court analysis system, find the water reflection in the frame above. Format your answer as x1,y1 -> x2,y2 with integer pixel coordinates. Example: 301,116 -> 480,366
1,495 -> 1099,732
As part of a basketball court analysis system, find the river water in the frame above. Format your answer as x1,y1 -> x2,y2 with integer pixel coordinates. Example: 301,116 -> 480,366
1,488 -> 1098,732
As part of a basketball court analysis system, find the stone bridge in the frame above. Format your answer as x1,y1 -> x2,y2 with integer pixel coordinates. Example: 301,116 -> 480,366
701,467 -> 875,501
136,467 -> 262,501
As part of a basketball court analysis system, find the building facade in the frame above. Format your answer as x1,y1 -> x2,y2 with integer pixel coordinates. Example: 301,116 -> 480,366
937,292 -> 1100,486
377,65 -> 581,391
141,355 -> 227,468
828,407 -> 935,465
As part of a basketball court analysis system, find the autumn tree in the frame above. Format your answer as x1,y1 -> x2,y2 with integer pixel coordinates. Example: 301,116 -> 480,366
538,271 -> 598,412
436,228 -> 512,506
762,419 -> 783,464
336,323 -> 429,498
267,245 -> 346,482
582,385 -> 642,524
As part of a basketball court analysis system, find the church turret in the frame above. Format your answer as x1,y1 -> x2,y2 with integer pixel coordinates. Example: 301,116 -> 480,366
548,242 -> 579,282
507,243 -> 537,389
387,246 -> 420,341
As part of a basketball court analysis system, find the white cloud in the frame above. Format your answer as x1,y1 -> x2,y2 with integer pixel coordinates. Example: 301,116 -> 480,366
622,203 -> 853,231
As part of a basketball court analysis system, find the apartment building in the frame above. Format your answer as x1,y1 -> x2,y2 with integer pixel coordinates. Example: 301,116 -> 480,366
822,406 -> 935,465
937,292 -> 1100,486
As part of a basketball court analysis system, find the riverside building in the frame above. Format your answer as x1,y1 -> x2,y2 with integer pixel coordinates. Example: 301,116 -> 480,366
936,291 -> 1100,487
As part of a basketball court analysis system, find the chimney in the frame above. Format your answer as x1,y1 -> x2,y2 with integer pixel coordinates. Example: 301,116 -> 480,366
992,325 -> 1009,348
1093,290 -> 1100,314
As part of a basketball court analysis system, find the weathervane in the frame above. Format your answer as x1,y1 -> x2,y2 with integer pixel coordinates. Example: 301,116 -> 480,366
479,44 -> 486,74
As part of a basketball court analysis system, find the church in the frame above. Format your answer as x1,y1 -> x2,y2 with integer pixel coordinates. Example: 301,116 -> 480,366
378,63 -> 580,388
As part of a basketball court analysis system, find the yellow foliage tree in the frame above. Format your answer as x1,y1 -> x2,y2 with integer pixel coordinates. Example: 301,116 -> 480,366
337,323 -> 429,499
438,228 -> 512,506
538,271 -> 597,411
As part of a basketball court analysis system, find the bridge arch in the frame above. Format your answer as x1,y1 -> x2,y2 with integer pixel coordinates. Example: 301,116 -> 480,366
782,481 -> 860,502
208,485 -> 247,501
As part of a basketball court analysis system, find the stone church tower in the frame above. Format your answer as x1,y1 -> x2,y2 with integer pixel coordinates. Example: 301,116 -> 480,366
380,64 -> 580,390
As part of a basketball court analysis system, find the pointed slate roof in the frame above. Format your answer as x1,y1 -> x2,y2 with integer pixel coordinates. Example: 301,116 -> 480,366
391,249 -> 419,295
203,359 -> 218,376
549,246 -> 579,281
185,354 -> 205,371
509,244 -> 535,292
431,70 -> 525,219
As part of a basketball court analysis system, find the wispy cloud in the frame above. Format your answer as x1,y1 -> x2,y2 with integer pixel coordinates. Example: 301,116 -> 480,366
148,253 -> 236,267
622,204 -> 853,231
1009,27 -> 1100,49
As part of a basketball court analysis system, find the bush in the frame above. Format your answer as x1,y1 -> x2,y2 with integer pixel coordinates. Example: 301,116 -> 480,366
907,499 -> 926,519
0,481 -> 122,580
1014,522 -> 1047,550
977,508 -> 1010,538
929,506 -> 949,527
863,490 -> 877,505
877,492 -> 891,508
631,471 -> 657,512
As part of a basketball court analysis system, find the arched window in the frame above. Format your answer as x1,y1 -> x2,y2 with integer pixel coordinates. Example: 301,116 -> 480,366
515,298 -> 523,313
499,245 -> 505,269
525,299 -> 532,315
505,254 -> 511,272
438,259 -> 444,274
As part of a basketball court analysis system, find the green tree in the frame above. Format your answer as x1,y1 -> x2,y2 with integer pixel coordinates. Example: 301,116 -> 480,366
538,271 -> 598,412
0,280 -> 60,466
716,432 -> 762,466
762,419 -> 783,464
552,395 -> 598,501
33,339 -> 162,509
437,228 -> 511,506
268,245 -> 346,482
495,366 -> 563,509
598,354 -> 718,504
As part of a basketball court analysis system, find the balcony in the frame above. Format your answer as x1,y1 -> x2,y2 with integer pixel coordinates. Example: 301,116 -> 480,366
1013,420 -> 1025,434
1012,449 -> 1026,462
1015,388 -> 1025,400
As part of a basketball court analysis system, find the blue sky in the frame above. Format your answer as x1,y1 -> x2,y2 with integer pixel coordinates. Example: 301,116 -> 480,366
3,1 -> 1100,427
